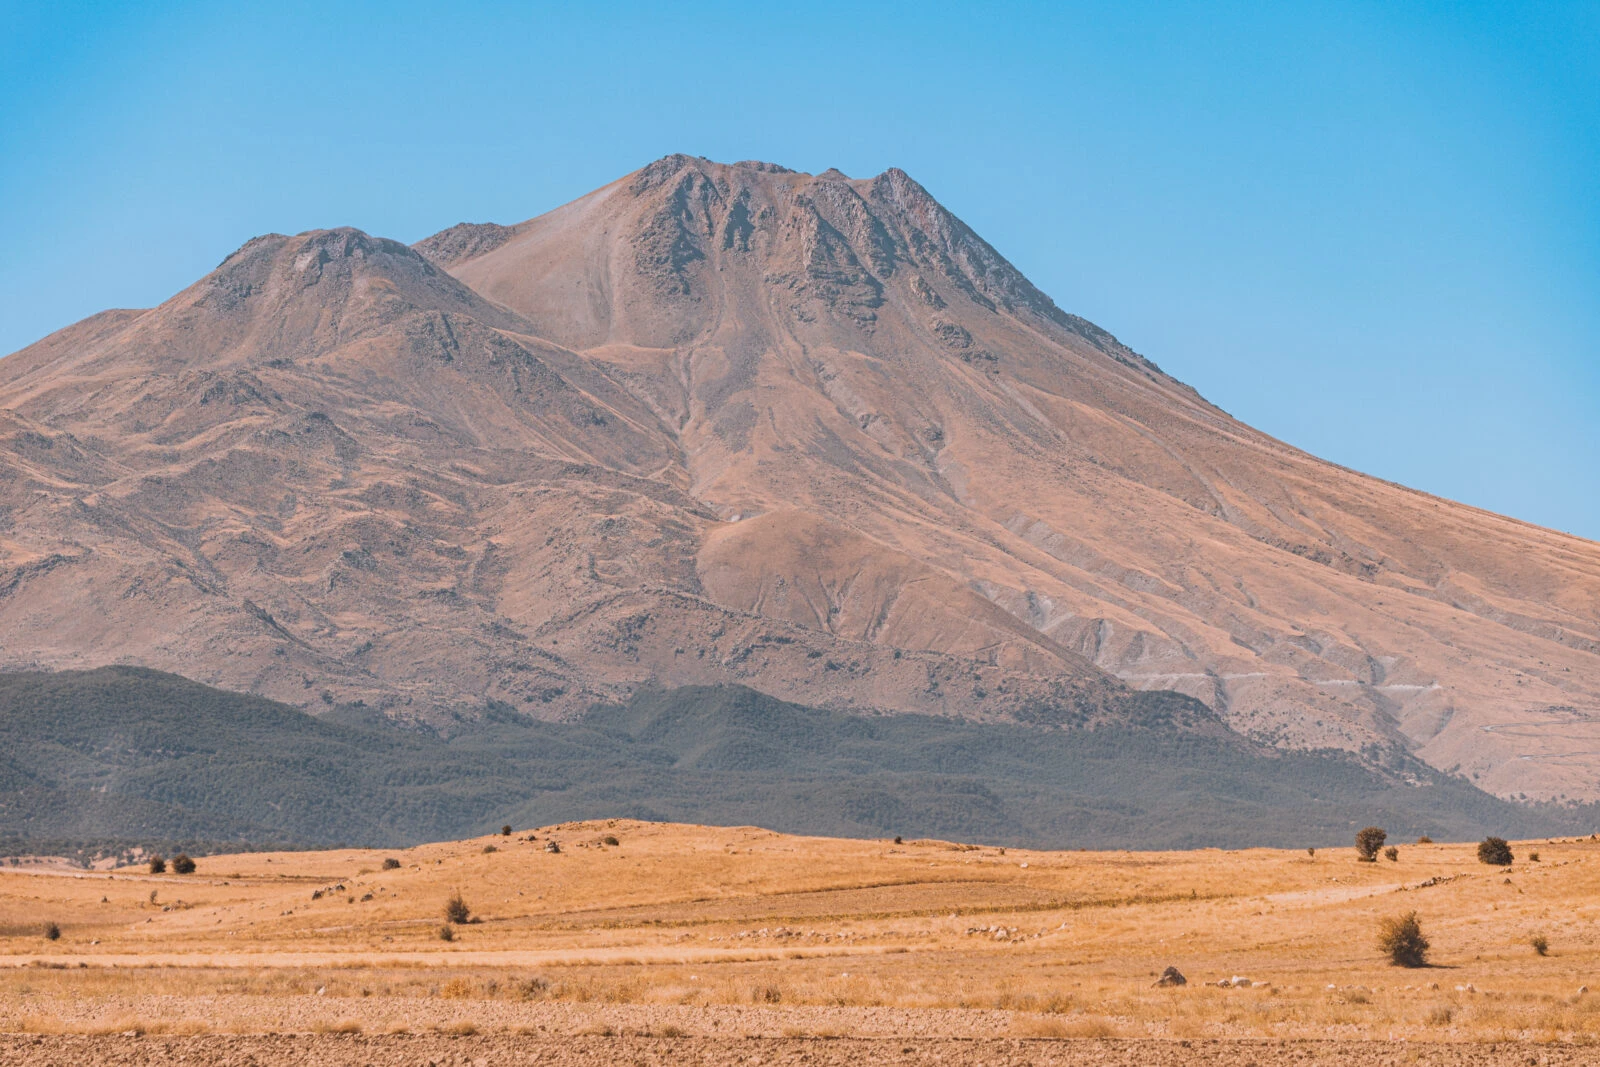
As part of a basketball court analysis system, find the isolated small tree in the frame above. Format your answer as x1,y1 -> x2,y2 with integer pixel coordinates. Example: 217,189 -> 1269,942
381,857 -> 401,870
149,856 -> 167,874
1377,911 -> 1430,967
1356,827 -> 1387,862
43,922 -> 60,941
1384,846 -> 1399,862
171,853 -> 196,875
1477,837 -> 1514,866
444,891 -> 471,925
501,825 -> 512,836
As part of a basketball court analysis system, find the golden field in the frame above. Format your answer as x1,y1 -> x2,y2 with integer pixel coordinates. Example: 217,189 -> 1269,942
0,822 -> 1595,1046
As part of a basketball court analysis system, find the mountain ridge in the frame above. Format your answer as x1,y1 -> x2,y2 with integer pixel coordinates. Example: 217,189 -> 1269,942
2,154 -> 1598,800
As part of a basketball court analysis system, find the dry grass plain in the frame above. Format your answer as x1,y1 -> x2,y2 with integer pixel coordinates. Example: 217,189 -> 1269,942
2,821 -> 1598,1064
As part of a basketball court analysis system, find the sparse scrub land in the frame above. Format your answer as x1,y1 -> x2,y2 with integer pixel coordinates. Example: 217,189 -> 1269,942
0,821 -> 1594,1057
0,669 -> 1588,862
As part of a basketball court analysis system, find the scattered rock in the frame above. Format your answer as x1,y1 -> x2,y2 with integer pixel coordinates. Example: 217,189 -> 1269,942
1154,966 -> 1187,987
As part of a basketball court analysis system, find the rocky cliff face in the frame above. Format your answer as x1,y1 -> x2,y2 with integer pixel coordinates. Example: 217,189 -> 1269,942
4,155 -> 1598,798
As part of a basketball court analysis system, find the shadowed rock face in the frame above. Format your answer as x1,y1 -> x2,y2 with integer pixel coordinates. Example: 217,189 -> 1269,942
4,155 -> 1599,799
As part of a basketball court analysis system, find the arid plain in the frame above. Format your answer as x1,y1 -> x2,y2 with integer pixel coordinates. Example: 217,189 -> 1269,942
2,821 -> 1597,1063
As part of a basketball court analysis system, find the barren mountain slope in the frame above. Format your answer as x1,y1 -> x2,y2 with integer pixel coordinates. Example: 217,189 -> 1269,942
0,223 -> 1120,727
441,155 -> 1600,799
2,155 -> 1597,800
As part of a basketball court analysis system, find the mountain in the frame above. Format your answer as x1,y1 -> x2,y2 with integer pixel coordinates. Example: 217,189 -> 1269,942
0,667 -> 1578,860
2,155 -> 1598,802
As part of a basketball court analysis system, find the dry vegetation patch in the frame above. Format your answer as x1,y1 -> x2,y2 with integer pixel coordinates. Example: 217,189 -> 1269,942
0,822 -> 1597,1047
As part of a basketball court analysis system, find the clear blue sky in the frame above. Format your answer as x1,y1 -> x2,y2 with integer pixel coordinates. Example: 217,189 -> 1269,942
3,1 -> 1596,538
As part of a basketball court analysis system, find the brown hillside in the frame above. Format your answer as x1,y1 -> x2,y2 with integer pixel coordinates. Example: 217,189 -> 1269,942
2,156 -> 1598,798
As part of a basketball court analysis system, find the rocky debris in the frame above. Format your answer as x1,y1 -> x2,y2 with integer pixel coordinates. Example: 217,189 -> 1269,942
962,924 -> 1051,943
544,841 -> 562,854
1153,966 -> 1187,987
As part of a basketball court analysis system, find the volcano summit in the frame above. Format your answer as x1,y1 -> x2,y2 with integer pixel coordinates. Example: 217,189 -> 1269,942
3,155 -> 1597,801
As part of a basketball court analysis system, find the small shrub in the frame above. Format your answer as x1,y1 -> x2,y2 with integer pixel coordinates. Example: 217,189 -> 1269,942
438,925 -> 454,942
602,835 -> 619,847
1356,827 -> 1387,862
171,854 -> 196,875
1529,851 -> 1540,862
43,922 -> 60,941
482,845 -> 497,854
1307,847 -> 1316,858
1477,837 -> 1513,866
1377,911 -> 1430,967
1384,846 -> 1399,862
1426,1005 -> 1453,1026
444,892 -> 471,925
148,856 -> 166,874
1416,835 -> 1433,844
381,858 -> 401,870
1530,934 -> 1550,956
754,984 -> 782,1004
893,836 -> 903,845
501,825 -> 512,836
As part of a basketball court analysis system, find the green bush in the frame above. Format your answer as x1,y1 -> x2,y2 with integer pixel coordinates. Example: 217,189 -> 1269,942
1377,911 -> 1430,967
1356,826 -> 1387,862
1477,837 -> 1513,866
171,853 -> 196,874
148,856 -> 166,874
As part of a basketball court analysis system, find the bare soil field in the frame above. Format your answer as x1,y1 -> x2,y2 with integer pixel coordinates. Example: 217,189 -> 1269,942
3,1033 -> 1596,1066
2,821 -> 1597,1063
